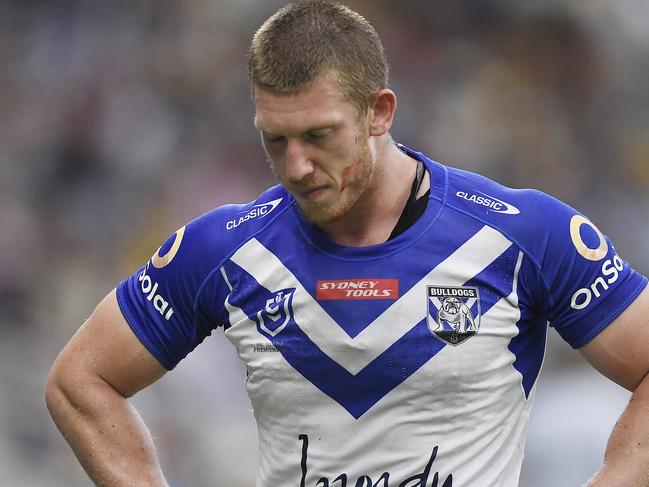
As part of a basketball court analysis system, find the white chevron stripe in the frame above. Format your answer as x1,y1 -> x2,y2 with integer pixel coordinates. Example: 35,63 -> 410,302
228,225 -> 512,375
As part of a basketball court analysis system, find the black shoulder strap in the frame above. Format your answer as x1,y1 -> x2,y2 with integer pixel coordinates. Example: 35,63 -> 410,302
388,159 -> 429,240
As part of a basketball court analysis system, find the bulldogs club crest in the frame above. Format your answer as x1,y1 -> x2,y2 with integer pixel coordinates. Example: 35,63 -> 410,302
255,288 -> 295,337
427,286 -> 481,345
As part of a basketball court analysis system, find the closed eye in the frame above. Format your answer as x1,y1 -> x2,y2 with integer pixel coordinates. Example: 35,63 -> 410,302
262,132 -> 285,144
305,128 -> 333,142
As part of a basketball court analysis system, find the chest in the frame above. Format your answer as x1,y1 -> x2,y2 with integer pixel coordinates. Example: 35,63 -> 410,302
220,235 -> 525,419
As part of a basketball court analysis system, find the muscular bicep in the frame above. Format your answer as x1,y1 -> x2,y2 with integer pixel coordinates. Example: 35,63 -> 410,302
579,285 -> 649,391
51,289 -> 167,398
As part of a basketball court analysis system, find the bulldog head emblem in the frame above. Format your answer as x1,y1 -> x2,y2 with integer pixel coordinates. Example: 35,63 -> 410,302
427,286 -> 480,346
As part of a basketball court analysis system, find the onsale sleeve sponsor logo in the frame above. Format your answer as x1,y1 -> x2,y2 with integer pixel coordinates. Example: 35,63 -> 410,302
567,214 -> 621,311
316,279 -> 399,300
569,214 -> 608,261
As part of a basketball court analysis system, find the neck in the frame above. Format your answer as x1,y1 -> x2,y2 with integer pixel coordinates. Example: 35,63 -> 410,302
317,139 -> 429,247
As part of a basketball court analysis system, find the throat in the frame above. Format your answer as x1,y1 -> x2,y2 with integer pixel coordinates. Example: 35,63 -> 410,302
309,144 -> 430,247
314,159 -> 429,247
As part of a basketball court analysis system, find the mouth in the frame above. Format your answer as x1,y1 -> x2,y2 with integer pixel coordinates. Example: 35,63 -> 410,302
295,186 -> 329,201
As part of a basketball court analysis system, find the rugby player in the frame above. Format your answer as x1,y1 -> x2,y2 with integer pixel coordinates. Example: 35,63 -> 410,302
46,1 -> 649,485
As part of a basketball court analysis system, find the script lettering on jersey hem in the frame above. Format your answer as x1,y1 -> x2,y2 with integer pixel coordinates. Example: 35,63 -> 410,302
298,434 -> 453,487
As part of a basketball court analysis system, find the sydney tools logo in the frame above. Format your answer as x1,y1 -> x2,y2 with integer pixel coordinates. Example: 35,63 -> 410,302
316,279 -> 399,300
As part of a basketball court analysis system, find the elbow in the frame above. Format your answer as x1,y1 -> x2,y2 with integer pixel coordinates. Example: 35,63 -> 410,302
45,357 -> 83,422
45,357 -> 126,422
45,363 -> 69,420
631,370 -> 649,401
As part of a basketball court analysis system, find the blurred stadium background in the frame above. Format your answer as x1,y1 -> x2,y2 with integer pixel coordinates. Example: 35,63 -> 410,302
1,0 -> 648,485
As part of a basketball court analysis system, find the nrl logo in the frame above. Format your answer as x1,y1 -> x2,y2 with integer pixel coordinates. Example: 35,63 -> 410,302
426,286 -> 481,346
255,288 -> 295,337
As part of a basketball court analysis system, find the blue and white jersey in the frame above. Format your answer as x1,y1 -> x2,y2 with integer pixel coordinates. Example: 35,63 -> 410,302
117,145 -> 647,487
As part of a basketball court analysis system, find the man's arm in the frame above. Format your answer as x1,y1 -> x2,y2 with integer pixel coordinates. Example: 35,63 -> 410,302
45,289 -> 169,487
579,285 -> 649,487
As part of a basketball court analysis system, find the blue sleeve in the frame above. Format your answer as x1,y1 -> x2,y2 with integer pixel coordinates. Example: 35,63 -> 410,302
115,212 -> 232,370
526,192 -> 647,348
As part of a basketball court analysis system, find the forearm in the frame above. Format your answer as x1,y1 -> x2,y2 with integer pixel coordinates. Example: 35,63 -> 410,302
586,374 -> 649,487
46,376 -> 168,487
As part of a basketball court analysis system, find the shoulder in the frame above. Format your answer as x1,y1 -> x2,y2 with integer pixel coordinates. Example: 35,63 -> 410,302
115,185 -> 294,369
219,185 -> 290,235
442,164 -> 583,265
152,185 -> 292,277
437,162 -> 648,348
183,185 -> 290,251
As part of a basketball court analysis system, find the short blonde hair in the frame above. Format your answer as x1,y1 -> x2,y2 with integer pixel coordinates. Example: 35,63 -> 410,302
248,0 -> 389,114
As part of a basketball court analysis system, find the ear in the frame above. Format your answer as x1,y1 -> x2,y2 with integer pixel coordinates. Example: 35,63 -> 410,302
368,89 -> 397,137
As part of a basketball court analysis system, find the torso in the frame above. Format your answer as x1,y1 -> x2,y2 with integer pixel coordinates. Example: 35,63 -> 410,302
116,145 -> 647,487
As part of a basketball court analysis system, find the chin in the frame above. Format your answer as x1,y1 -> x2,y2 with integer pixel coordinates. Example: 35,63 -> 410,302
295,144 -> 374,226
300,202 -> 346,226
299,190 -> 361,226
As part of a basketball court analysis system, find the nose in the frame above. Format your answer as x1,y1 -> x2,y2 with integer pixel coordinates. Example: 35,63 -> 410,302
284,139 -> 314,182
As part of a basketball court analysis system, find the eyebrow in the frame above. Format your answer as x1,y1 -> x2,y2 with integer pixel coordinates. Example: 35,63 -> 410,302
257,124 -> 335,137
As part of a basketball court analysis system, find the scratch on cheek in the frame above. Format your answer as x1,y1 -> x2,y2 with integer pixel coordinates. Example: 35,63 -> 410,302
340,157 -> 361,191
340,165 -> 351,191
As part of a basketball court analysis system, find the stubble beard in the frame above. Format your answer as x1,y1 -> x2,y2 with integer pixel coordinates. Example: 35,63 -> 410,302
265,130 -> 375,226
298,138 -> 373,226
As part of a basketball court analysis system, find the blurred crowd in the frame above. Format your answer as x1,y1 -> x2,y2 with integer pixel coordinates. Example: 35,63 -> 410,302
1,1 -> 647,486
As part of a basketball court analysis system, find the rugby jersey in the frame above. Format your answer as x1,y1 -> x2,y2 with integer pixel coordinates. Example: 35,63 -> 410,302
117,145 -> 647,486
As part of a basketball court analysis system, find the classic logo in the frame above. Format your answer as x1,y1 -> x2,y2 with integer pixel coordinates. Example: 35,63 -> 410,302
316,279 -> 399,300
455,190 -> 520,215
226,198 -> 283,230
426,286 -> 480,345
255,288 -> 295,337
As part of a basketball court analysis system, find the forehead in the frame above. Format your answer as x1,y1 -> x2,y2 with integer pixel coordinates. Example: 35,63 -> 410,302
254,76 -> 358,134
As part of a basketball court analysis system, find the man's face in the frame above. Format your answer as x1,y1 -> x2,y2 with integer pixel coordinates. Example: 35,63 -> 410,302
254,75 -> 373,226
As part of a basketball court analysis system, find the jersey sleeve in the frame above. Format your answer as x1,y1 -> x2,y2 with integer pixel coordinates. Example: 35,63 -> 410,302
524,192 -> 647,348
115,212 -> 232,370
